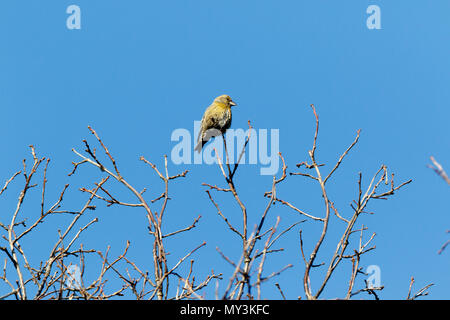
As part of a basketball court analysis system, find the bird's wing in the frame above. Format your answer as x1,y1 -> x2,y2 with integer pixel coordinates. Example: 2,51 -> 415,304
197,105 -> 214,142
202,105 -> 219,127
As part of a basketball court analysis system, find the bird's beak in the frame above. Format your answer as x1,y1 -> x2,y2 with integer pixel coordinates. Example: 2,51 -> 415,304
230,100 -> 237,106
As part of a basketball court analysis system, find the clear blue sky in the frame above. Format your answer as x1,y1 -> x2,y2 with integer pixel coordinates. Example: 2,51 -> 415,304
0,1 -> 449,299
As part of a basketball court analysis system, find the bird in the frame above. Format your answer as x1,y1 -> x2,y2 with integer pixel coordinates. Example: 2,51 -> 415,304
194,94 -> 237,153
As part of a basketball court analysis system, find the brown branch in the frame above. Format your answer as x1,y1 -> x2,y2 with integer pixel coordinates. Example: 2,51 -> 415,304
0,171 -> 21,197
437,230 -> 449,255
406,277 -> 434,300
428,156 -> 450,185
163,215 -> 202,238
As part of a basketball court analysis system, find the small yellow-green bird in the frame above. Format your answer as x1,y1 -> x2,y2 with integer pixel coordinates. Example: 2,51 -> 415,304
195,94 -> 237,153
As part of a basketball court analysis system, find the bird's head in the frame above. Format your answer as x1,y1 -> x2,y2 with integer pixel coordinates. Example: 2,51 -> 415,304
214,95 -> 237,107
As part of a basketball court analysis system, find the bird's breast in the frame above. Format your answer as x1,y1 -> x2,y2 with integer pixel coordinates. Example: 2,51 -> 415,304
218,108 -> 231,130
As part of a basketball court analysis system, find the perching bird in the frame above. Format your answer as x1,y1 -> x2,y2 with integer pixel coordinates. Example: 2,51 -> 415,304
195,94 -> 237,153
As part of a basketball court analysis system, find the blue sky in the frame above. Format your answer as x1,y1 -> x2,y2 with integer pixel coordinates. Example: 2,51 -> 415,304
0,1 -> 449,299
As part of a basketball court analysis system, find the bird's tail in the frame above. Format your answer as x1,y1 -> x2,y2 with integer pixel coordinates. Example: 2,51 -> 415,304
194,141 -> 202,153
195,128 -> 207,153
194,139 -> 204,153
